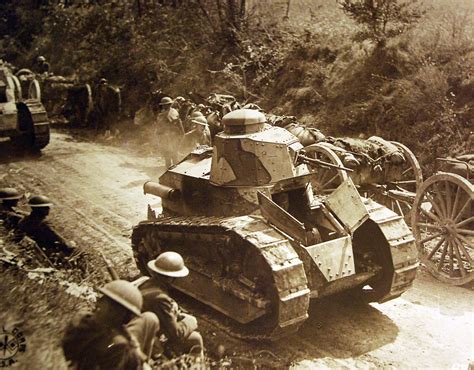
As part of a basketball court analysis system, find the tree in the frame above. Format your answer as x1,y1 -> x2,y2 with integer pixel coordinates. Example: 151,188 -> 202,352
339,0 -> 425,46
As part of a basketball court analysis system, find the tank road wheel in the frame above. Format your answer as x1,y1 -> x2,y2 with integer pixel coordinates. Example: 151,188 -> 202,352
131,224 -> 162,275
305,143 -> 348,195
412,173 -> 474,285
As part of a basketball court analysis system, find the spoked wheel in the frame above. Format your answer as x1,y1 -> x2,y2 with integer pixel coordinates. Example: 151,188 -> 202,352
412,173 -> 473,285
362,141 -> 423,224
305,143 -> 348,195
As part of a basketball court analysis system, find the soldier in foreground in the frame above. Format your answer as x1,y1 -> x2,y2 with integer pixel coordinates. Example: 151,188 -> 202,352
0,187 -> 25,229
155,97 -> 185,168
138,252 -> 203,357
62,280 -> 159,369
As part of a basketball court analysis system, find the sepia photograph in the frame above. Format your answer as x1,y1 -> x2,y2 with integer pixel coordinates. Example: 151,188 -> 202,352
0,0 -> 472,368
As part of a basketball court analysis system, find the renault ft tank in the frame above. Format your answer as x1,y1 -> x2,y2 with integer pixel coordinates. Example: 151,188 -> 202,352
131,109 -> 418,339
0,64 -> 50,150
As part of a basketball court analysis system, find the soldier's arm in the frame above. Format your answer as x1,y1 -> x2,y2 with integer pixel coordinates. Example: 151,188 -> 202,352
154,295 -> 197,342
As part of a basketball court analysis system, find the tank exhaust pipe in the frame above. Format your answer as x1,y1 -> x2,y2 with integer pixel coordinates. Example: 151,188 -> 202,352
143,181 -> 180,201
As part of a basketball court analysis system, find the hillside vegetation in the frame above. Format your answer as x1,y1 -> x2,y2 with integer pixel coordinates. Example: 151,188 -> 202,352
1,0 -> 472,172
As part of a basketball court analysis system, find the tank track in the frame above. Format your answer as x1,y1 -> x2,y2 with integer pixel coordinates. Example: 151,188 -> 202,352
363,198 -> 418,301
132,215 -> 310,340
25,100 -> 50,150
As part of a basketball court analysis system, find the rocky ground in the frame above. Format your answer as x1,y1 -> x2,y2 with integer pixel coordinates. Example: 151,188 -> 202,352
0,130 -> 473,369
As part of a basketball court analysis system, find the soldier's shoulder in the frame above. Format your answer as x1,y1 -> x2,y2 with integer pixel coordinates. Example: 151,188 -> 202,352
168,108 -> 180,120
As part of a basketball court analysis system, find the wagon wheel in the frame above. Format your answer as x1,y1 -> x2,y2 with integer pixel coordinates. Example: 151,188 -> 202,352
28,79 -> 42,101
412,173 -> 473,285
305,143 -> 348,195
364,142 -> 423,223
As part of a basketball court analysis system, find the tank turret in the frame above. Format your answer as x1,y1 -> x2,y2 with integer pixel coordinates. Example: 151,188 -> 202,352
210,109 -> 307,186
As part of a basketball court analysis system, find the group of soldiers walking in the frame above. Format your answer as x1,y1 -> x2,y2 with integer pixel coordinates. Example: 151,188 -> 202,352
0,187 -> 203,369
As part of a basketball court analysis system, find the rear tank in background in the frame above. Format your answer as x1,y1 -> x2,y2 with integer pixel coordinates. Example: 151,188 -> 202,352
0,63 -> 50,150
131,109 -> 418,339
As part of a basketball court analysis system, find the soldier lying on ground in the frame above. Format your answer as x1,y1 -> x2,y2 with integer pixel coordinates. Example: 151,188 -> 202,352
62,280 -> 159,370
0,187 -> 26,229
136,252 -> 204,358
14,195 -> 69,249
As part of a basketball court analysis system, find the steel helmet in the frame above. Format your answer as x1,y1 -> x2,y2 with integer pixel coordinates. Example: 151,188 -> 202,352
190,111 -> 204,119
147,251 -> 189,278
99,78 -> 108,85
99,280 -> 143,316
28,195 -> 53,207
159,97 -> 173,105
191,115 -> 208,126
37,56 -> 46,63
174,96 -> 185,103
0,187 -> 22,200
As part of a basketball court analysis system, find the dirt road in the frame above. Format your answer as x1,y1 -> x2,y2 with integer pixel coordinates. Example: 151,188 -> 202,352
1,131 -> 473,369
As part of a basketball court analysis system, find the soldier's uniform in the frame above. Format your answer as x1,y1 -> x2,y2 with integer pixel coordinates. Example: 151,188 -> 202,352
62,280 -> 159,370
179,114 -> 211,157
63,312 -> 144,370
97,79 -> 121,133
0,206 -> 27,229
156,102 -> 184,167
138,278 -> 203,356
16,213 -> 69,250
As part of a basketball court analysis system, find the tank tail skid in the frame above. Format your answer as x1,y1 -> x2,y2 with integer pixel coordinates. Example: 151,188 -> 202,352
131,215 -> 310,340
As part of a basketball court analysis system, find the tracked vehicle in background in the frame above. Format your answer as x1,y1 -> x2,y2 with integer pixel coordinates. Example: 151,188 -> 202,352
131,109 -> 418,339
0,64 -> 50,150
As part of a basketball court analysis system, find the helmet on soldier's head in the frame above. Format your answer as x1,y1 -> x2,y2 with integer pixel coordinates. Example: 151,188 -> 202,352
99,280 -> 143,316
197,104 -> 205,109
159,97 -> 173,106
192,115 -> 208,126
0,188 -> 22,200
99,78 -> 108,85
28,195 -> 53,208
174,96 -> 185,103
147,251 -> 189,278
37,56 -> 46,63
190,111 -> 205,119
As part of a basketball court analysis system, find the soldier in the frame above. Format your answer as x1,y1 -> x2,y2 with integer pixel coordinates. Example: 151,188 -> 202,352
138,252 -> 203,357
15,195 -> 68,250
180,115 -> 211,156
0,187 -> 25,229
63,279 -> 159,370
183,110 -> 204,133
96,78 -> 122,137
155,97 -> 184,168
34,56 -> 50,75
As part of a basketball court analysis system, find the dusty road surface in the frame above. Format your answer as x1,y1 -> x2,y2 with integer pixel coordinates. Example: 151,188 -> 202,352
1,131 -> 473,369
